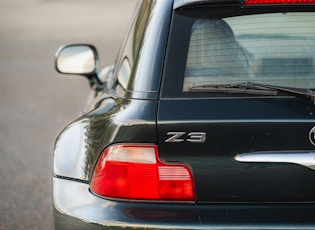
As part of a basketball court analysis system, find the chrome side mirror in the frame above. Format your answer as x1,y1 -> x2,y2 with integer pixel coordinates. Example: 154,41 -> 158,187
55,44 -> 103,90
55,44 -> 98,77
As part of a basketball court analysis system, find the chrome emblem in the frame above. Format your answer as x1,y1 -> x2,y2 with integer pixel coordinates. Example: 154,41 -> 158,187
165,132 -> 206,143
309,127 -> 315,146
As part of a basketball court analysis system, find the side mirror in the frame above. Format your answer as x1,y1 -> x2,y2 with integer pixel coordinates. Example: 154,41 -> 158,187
55,44 -> 103,89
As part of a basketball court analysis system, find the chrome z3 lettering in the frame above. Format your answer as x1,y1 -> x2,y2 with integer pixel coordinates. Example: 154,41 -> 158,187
165,132 -> 206,143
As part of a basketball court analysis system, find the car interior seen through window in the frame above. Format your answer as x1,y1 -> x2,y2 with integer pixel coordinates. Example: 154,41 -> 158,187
183,13 -> 315,92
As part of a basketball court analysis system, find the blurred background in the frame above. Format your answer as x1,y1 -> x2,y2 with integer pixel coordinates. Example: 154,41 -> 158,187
0,0 -> 137,229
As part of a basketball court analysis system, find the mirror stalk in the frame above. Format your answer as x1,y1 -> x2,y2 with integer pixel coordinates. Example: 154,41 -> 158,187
88,75 -> 103,91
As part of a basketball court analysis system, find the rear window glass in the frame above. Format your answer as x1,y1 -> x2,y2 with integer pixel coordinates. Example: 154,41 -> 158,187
183,12 -> 315,92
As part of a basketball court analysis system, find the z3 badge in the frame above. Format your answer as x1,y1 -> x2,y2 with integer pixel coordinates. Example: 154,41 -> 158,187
165,132 -> 206,143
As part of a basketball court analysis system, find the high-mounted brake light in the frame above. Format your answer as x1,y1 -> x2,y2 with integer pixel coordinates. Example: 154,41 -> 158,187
245,0 -> 315,4
90,144 -> 195,201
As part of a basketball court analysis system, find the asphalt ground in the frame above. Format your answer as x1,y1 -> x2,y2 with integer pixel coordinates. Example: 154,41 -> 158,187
0,0 -> 137,229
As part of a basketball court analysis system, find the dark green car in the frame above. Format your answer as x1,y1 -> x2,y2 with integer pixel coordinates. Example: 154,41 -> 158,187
53,0 -> 315,229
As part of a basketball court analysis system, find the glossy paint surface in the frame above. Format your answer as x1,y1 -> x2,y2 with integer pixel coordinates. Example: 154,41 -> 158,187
53,177 -> 199,229
158,4 -> 315,203
54,177 -> 315,229
54,97 -> 158,181
157,97 -> 315,202
53,0 -> 315,228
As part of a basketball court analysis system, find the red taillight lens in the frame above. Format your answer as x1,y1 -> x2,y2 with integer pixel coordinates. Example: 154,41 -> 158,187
90,144 -> 195,201
245,0 -> 315,4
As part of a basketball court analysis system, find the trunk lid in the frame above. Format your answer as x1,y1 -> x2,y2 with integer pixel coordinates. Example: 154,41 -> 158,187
157,97 -> 315,202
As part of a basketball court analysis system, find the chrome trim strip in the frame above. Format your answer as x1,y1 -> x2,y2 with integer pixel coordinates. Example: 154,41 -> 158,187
235,152 -> 315,170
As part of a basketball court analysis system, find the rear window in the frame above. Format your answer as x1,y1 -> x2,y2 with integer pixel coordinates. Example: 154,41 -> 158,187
162,7 -> 315,98
184,13 -> 315,91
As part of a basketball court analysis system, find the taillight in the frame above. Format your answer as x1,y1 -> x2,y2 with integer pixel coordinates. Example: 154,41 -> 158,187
90,144 -> 195,201
245,0 -> 315,4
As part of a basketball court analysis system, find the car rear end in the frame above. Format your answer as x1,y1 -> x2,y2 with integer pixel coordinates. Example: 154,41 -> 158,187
158,0 -> 315,228
53,0 -> 315,229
